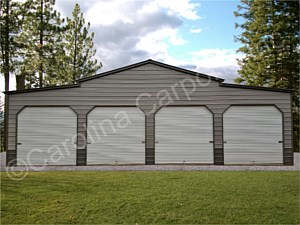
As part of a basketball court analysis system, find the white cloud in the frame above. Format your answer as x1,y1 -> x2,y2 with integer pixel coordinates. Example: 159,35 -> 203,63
196,66 -> 240,83
136,29 -> 169,54
85,0 -> 200,26
136,27 -> 187,57
188,49 -> 244,82
156,0 -> 201,20
85,0 -> 137,26
169,35 -> 187,46
189,49 -> 243,68
82,0 -> 193,70
190,28 -> 202,33
54,0 -> 199,65
145,48 -> 244,82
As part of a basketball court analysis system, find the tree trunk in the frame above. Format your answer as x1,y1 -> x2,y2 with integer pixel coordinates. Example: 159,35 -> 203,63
73,21 -> 78,82
3,0 -> 10,156
39,0 -> 44,88
16,74 -> 25,90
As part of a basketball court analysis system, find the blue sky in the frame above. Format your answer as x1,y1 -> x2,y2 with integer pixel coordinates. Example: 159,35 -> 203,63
1,0 -> 245,93
170,0 -> 241,55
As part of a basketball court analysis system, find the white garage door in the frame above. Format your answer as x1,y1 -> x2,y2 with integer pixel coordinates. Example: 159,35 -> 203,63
17,107 -> 77,166
224,106 -> 283,164
155,106 -> 214,164
87,107 -> 145,165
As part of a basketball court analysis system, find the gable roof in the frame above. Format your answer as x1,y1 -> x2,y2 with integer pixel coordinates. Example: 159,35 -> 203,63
4,59 -> 293,94
76,59 -> 225,83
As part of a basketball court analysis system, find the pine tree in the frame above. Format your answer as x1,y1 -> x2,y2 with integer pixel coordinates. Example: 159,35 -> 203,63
234,0 -> 300,151
63,3 -> 102,83
16,0 -> 65,88
0,0 -> 10,94
0,0 -> 24,152
1,0 -> 9,152
0,0 -> 23,90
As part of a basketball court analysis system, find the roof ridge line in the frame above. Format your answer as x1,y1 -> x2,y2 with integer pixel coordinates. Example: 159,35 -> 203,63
76,59 -> 224,83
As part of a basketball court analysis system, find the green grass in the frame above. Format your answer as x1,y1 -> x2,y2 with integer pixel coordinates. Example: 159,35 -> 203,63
1,171 -> 299,224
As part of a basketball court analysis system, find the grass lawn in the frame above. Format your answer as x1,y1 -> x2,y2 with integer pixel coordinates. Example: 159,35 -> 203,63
1,171 -> 299,224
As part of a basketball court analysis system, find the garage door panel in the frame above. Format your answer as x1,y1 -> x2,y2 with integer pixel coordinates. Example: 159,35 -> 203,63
227,139 -> 281,144
88,151 -> 144,164
87,107 -> 145,165
90,134 -> 143,139
156,153 -> 212,163
158,143 -> 212,146
156,153 -> 213,158
225,153 -> 283,164
226,146 -> 282,153
224,106 -> 283,164
17,154 -> 75,166
88,129 -> 144,137
17,107 -> 77,166
89,150 -> 144,155
89,143 -> 143,149
158,121 -> 212,125
226,126 -> 281,132
155,107 -> 214,164
226,130 -> 281,135
158,144 -> 212,148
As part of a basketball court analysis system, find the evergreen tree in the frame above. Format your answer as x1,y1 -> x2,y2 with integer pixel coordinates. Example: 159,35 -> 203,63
0,0 -> 10,94
63,3 -> 101,83
0,0 -> 25,152
16,0 -> 65,88
234,0 -> 299,151
0,0 -> 23,90
2,1 -> 100,87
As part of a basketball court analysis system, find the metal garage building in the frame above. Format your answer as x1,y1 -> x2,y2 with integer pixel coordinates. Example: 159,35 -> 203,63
5,59 -> 293,166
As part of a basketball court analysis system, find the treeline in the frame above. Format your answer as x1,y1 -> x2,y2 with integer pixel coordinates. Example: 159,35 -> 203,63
234,0 -> 299,151
0,0 -> 102,91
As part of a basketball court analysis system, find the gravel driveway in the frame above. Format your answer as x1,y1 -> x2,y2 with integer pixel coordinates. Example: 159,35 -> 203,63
1,152 -> 299,172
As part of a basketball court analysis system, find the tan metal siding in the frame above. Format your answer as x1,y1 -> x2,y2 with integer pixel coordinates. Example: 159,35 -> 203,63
6,63 -> 293,165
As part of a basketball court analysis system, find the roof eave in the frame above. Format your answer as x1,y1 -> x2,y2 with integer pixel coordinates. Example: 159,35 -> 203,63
3,84 -> 80,95
220,83 -> 293,93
